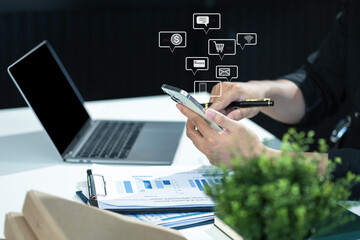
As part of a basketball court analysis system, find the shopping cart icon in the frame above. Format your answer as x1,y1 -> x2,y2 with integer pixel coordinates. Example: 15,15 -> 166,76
208,39 -> 236,60
213,41 -> 224,53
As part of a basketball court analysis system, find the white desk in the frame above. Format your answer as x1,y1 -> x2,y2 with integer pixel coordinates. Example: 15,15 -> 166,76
0,95 -> 281,239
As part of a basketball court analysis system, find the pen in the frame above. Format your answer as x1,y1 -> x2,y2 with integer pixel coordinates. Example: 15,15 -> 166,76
201,98 -> 274,108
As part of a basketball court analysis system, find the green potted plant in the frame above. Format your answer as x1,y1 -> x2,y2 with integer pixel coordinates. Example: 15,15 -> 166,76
206,129 -> 360,240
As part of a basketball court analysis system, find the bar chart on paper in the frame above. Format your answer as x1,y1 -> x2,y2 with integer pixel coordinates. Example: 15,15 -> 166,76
91,164 -> 222,211
116,175 -> 222,195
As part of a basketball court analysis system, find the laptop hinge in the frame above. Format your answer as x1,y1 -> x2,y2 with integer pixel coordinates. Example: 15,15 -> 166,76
62,119 -> 96,159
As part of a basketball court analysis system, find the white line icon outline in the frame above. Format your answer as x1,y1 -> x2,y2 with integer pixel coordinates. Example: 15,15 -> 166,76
158,31 -> 187,52
185,57 -> 209,75
208,39 -> 236,60
215,65 -> 238,81
194,80 -> 222,97
193,13 -> 221,34
236,33 -> 257,50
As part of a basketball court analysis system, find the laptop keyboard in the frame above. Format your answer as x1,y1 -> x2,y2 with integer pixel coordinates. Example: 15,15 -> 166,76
76,121 -> 144,159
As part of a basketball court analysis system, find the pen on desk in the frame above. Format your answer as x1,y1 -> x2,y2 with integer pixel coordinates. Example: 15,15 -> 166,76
201,98 -> 274,109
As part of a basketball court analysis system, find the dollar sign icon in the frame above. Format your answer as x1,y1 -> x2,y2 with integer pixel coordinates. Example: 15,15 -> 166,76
170,33 -> 183,46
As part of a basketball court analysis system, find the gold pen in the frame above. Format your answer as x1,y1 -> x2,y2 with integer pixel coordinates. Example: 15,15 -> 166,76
201,98 -> 274,108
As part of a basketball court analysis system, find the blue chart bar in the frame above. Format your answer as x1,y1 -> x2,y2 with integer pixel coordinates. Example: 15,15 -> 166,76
123,181 -> 133,193
155,180 -> 164,189
143,181 -> 153,189
201,179 -> 208,187
188,179 -> 196,188
163,180 -> 171,185
116,181 -> 125,195
207,179 -> 214,185
194,179 -> 203,191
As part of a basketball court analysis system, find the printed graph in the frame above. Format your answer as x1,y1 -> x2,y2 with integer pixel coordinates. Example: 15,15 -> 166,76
116,176 -> 221,194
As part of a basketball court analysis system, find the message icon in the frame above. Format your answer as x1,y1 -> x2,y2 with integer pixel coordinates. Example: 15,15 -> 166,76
208,39 -> 236,60
196,16 -> 209,26
193,13 -> 221,34
236,33 -> 257,50
194,81 -> 222,97
158,31 -> 187,52
216,65 -> 238,81
185,57 -> 209,75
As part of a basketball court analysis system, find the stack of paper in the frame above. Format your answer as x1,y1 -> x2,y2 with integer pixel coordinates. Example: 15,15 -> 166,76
78,187 -> 214,229
91,164 -> 221,211
78,164 -> 221,229
128,212 -> 214,229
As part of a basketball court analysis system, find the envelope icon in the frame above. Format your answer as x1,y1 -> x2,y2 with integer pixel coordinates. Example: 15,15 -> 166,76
218,68 -> 230,76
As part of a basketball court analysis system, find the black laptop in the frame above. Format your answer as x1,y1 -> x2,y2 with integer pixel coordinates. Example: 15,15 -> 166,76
7,40 -> 184,164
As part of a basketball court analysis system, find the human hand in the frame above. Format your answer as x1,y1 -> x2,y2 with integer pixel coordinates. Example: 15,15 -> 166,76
209,81 -> 265,121
176,103 -> 272,166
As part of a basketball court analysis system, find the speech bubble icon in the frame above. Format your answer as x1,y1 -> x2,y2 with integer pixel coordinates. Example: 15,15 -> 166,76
193,13 -> 221,34
158,31 -> 187,52
236,33 -> 257,50
215,65 -> 238,81
208,39 -> 236,60
185,57 -> 209,75
196,16 -> 209,26
194,80 -> 222,97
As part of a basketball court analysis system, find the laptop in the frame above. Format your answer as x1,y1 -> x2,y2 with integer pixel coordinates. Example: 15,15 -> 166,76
7,40 -> 185,164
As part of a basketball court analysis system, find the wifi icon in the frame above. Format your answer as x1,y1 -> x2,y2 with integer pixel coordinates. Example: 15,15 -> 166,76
236,33 -> 257,50
244,35 -> 254,43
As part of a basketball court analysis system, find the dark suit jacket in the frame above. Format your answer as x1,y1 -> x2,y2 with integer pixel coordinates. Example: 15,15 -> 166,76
283,0 -> 360,198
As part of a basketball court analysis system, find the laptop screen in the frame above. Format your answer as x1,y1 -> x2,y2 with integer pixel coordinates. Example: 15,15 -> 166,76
8,41 -> 90,155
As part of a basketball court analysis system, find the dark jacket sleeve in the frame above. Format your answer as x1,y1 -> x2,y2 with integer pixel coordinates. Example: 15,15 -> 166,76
329,148 -> 360,200
281,3 -> 348,126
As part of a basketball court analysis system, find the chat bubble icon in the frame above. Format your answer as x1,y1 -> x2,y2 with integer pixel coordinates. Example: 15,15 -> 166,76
185,57 -> 209,75
193,13 -> 221,34
194,80 -> 222,97
208,39 -> 236,60
236,33 -> 257,50
215,65 -> 238,81
196,16 -> 209,26
158,31 -> 187,52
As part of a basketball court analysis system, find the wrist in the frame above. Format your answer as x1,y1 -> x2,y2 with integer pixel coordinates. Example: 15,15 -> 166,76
247,80 -> 271,100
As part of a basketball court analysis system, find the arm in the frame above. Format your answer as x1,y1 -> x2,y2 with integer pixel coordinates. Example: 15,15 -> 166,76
248,79 -> 306,125
208,79 -> 306,125
177,103 -> 327,170
209,2 -> 348,126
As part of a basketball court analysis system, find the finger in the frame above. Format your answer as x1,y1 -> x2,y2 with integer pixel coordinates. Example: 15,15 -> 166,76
227,108 -> 259,120
205,108 -> 237,132
209,84 -> 238,112
186,120 -> 209,154
177,104 -> 216,138
186,119 -> 203,138
226,110 -> 241,120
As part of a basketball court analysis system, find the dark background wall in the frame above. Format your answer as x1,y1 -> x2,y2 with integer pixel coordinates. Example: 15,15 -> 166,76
0,0 -> 344,148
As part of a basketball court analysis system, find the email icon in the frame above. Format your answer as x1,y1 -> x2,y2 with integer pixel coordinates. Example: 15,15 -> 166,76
215,65 -> 238,81
218,68 -> 230,76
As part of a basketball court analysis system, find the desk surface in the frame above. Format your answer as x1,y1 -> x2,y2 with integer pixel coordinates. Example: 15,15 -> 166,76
0,94 -> 281,239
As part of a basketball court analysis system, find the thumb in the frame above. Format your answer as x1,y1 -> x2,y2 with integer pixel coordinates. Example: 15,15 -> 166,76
205,108 -> 236,132
209,97 -> 232,112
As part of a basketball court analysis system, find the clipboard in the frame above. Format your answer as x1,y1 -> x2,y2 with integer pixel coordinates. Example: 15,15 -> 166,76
86,167 -> 216,213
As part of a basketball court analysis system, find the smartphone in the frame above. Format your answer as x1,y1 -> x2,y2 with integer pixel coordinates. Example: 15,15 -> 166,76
161,84 -> 222,132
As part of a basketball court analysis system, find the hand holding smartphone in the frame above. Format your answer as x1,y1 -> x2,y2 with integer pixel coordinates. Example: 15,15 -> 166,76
161,84 -> 222,132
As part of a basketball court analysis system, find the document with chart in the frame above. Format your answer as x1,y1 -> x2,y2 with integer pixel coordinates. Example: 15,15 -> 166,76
90,164 -> 222,212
